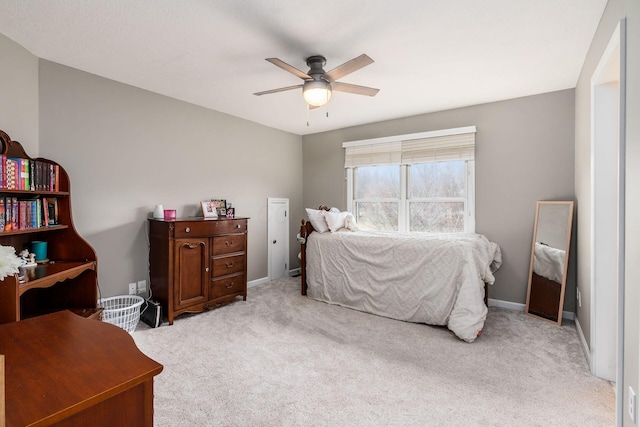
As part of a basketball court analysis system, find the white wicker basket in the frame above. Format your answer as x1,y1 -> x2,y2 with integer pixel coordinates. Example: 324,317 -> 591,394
98,295 -> 144,334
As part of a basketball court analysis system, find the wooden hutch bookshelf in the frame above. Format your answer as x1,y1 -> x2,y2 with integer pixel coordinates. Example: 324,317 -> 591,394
0,130 -> 97,324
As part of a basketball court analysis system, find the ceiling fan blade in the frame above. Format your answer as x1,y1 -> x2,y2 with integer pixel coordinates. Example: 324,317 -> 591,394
324,54 -> 374,81
253,84 -> 303,96
332,82 -> 380,97
265,58 -> 311,80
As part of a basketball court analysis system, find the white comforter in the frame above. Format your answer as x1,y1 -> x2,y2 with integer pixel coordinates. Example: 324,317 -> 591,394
306,230 -> 502,342
533,242 -> 565,283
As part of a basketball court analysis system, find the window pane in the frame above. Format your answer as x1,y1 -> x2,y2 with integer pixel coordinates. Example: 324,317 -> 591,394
409,161 -> 465,198
355,201 -> 398,232
410,202 -> 465,233
355,165 -> 400,199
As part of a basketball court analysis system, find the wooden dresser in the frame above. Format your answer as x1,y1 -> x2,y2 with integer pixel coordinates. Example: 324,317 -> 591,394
0,310 -> 163,426
148,217 -> 248,324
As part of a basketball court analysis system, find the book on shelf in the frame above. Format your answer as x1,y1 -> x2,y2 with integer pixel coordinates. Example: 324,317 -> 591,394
42,197 -> 49,227
29,159 -> 35,191
0,196 -> 58,232
48,198 -> 58,225
5,158 -> 17,190
0,201 -> 5,231
0,157 -> 59,191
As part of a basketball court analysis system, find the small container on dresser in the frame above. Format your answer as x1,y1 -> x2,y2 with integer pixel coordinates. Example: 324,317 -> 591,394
148,217 -> 248,325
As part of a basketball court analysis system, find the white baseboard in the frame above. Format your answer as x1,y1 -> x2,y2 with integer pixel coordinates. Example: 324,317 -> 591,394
248,274 -> 299,288
575,316 -> 592,368
488,298 -> 575,320
247,277 -> 269,288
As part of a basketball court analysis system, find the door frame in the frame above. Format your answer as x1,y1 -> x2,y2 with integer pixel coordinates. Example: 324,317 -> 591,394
590,18 -> 626,423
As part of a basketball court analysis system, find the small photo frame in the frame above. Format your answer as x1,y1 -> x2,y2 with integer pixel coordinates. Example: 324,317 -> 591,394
201,201 -> 218,218
210,199 -> 227,217
226,207 -> 235,218
210,199 -> 226,209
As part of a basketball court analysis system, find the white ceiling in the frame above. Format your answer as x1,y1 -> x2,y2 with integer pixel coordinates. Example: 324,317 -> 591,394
0,1 -> 607,136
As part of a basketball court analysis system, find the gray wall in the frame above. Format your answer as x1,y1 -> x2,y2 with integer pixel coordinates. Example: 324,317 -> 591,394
302,90 -> 576,309
36,60 -> 303,296
574,0 -> 640,425
0,34 -> 39,154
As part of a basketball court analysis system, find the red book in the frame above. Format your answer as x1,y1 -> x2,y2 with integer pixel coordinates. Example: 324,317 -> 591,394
42,197 -> 49,227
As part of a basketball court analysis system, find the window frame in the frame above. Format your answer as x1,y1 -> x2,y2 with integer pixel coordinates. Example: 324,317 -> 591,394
346,161 -> 475,233
344,126 -> 477,234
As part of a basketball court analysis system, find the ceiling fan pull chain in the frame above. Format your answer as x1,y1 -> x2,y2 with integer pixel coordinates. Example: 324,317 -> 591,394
306,103 -> 310,127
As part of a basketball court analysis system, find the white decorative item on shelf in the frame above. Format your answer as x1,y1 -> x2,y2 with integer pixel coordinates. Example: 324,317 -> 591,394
0,245 -> 22,280
98,295 -> 145,333
152,204 -> 164,219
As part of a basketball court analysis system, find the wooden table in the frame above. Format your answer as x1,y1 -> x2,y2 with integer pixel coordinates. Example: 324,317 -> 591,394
0,310 -> 163,426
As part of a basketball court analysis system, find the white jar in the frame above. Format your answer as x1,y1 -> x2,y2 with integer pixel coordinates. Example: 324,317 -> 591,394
153,204 -> 164,219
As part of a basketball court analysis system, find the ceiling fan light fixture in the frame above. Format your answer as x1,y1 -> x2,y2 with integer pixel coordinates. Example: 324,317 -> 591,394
303,80 -> 332,107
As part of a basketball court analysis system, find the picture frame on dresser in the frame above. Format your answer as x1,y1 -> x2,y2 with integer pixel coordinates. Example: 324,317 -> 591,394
201,201 -> 218,218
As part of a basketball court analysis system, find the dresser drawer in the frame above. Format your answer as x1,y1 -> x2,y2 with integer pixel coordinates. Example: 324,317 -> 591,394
212,219 -> 247,235
212,235 -> 246,255
211,274 -> 245,298
211,254 -> 245,277
173,219 -> 247,238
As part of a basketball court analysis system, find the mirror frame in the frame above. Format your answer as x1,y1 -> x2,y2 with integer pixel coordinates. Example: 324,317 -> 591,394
524,200 -> 574,325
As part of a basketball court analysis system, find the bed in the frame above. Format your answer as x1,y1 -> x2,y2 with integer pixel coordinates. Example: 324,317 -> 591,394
298,209 -> 502,342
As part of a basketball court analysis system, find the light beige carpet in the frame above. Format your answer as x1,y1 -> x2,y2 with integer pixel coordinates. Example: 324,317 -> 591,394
133,276 -> 614,426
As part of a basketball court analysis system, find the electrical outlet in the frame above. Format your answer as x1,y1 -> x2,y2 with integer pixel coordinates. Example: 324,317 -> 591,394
137,280 -> 147,294
128,282 -> 137,295
629,386 -> 636,423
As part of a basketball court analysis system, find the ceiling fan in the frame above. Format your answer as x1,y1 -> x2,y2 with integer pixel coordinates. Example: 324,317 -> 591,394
253,54 -> 379,108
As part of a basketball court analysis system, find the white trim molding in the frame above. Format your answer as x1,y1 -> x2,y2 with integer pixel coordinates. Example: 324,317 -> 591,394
488,298 -> 575,321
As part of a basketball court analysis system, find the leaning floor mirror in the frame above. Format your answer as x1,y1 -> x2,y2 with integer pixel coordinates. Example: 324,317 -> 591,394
525,201 -> 574,325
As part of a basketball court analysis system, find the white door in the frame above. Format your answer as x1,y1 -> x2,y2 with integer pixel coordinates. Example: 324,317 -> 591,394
268,198 -> 289,281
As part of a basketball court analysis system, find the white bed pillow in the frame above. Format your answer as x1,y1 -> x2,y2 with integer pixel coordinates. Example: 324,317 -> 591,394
323,210 -> 357,232
344,213 -> 358,231
306,208 -> 329,233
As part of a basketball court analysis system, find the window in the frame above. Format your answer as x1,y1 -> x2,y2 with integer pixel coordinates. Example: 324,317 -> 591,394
344,127 -> 476,233
354,164 -> 400,231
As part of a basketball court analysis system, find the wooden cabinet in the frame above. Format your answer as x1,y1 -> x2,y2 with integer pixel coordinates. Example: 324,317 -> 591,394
148,217 -> 248,324
0,130 -> 97,324
0,310 -> 163,426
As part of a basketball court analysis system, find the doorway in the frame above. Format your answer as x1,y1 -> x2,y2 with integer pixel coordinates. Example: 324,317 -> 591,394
268,198 -> 289,281
590,18 -> 625,418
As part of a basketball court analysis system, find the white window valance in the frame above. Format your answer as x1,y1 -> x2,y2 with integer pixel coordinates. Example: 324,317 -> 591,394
343,140 -> 402,168
343,126 -> 476,167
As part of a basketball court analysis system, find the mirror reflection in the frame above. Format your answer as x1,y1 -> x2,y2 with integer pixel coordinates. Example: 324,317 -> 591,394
525,201 -> 574,325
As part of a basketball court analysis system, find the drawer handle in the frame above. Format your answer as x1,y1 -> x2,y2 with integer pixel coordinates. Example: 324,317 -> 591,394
236,224 -> 241,229
185,227 -> 191,233
225,282 -> 234,289
205,267 -> 209,272
225,241 -> 232,247
225,262 -> 234,268
186,243 -> 199,249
